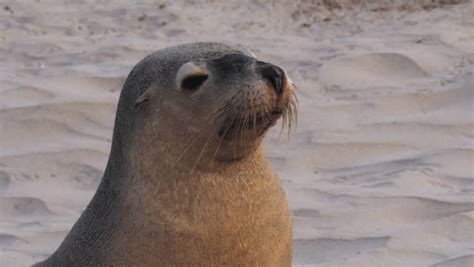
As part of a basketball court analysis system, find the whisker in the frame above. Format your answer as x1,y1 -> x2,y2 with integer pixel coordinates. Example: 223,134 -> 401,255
210,110 -> 238,169
287,104 -> 293,140
279,108 -> 287,140
233,114 -> 244,159
189,128 -> 215,175
291,92 -> 299,132
172,110 -> 224,169
252,110 -> 258,137
239,114 -> 248,147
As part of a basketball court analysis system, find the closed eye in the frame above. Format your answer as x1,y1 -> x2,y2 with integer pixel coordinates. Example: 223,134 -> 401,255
181,74 -> 209,92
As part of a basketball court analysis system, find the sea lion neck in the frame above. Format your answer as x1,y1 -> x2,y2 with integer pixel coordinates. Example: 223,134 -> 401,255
127,136 -> 269,182
100,114 -> 271,184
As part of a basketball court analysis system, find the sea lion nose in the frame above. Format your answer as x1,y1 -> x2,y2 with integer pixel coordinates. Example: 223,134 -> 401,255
256,61 -> 285,96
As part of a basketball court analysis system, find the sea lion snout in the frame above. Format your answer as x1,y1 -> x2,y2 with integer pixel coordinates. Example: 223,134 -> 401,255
210,54 -> 296,144
256,61 -> 285,96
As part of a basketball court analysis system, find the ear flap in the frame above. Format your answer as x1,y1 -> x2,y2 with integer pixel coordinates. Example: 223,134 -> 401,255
134,87 -> 153,108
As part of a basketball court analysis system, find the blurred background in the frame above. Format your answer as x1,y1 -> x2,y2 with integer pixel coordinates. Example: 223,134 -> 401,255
1,1 -> 473,266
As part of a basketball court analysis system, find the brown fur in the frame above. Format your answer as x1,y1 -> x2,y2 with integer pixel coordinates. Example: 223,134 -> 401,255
36,42 -> 295,266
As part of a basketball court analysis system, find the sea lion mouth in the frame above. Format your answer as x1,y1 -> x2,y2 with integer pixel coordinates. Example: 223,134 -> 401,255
218,110 -> 283,139
215,81 -> 298,141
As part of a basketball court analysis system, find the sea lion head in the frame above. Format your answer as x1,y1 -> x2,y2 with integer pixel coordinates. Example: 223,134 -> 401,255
126,44 -> 297,171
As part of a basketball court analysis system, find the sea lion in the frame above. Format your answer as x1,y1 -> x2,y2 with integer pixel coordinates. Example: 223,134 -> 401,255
35,42 -> 297,266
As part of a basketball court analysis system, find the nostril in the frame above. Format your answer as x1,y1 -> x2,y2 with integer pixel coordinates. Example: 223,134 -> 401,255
257,62 -> 285,96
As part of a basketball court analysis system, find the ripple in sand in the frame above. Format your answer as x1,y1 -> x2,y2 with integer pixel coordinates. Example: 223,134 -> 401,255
319,53 -> 429,89
0,233 -> 27,248
293,208 -> 320,217
0,86 -> 54,109
430,254 -> 474,267
293,236 -> 390,264
0,197 -> 52,218
0,171 -> 11,194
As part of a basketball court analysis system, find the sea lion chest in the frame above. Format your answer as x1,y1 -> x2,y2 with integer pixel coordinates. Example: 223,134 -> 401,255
111,169 -> 292,266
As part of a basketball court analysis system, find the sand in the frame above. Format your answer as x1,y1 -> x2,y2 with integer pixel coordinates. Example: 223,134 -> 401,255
1,0 -> 473,266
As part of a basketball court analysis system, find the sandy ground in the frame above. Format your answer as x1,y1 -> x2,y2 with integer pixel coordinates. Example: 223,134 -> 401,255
1,0 -> 473,266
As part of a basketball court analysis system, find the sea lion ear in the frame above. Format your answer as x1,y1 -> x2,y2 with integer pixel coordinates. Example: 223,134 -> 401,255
134,88 -> 152,108
176,62 -> 208,92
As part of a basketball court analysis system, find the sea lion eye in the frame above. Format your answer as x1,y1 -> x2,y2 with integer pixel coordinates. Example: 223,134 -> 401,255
181,74 -> 208,91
